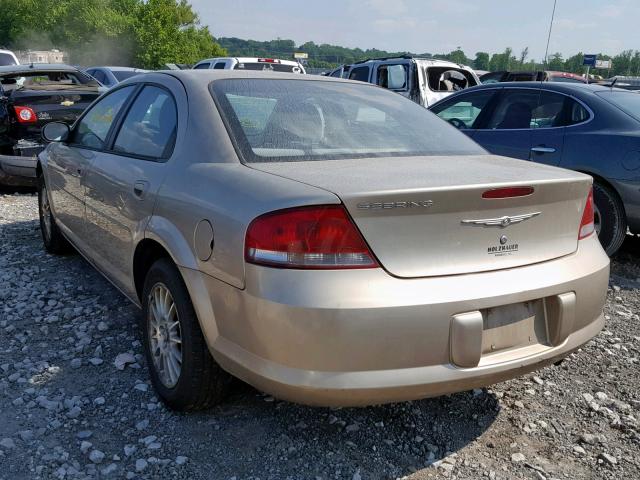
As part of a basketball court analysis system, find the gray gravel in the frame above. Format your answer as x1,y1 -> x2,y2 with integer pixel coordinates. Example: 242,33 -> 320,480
0,191 -> 639,480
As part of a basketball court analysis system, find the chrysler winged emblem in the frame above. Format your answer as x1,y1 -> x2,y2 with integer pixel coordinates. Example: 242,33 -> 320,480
461,212 -> 541,227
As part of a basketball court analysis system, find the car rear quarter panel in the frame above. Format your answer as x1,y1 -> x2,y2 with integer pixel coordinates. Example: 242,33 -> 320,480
559,99 -> 640,230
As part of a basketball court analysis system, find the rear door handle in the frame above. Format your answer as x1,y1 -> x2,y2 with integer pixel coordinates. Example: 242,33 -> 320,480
133,180 -> 149,199
531,146 -> 556,154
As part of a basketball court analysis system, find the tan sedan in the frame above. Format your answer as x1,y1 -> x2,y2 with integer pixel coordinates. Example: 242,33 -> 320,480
37,71 -> 609,410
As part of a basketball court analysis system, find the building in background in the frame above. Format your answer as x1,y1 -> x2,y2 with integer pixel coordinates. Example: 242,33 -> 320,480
16,49 -> 66,64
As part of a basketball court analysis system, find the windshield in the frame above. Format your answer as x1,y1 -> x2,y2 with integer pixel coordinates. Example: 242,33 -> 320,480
211,78 -> 486,163
597,90 -> 640,122
0,53 -> 17,66
0,70 -> 98,90
233,62 -> 302,74
113,70 -> 143,81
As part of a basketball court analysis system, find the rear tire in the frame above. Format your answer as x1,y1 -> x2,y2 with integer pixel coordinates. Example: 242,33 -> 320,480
37,174 -> 71,254
593,181 -> 626,256
141,258 -> 232,411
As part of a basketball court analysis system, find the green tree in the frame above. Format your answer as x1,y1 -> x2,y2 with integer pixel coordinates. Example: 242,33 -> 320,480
547,52 -> 564,71
474,52 -> 490,70
0,0 -> 225,68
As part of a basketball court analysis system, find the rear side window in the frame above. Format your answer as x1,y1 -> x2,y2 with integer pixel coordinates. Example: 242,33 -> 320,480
213,62 -> 226,70
565,98 -> 590,125
486,89 -> 539,129
0,53 -> 17,66
427,67 -> 476,91
113,86 -> 177,159
73,86 -> 135,149
531,92 -> 565,128
194,63 -> 210,70
348,66 -> 370,82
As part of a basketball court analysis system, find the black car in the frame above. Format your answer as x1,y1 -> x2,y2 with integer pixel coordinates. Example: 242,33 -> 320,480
430,81 -> 640,256
0,64 -> 102,186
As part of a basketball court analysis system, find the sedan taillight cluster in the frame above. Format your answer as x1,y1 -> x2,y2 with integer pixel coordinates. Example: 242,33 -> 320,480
245,205 -> 378,269
579,187 -> 595,240
13,106 -> 37,124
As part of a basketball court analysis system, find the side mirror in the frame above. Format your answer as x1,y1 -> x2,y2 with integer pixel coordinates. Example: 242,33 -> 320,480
42,122 -> 70,143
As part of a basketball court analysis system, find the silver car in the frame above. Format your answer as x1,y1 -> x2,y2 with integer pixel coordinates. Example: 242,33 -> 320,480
37,71 -> 609,410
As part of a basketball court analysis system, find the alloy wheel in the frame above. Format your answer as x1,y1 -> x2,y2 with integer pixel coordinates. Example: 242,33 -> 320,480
148,283 -> 183,388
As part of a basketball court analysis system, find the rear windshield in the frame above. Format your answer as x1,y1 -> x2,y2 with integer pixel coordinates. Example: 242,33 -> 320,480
0,70 -> 98,91
0,53 -> 17,66
597,90 -> 640,122
211,78 -> 486,163
233,62 -> 302,74
113,70 -> 143,81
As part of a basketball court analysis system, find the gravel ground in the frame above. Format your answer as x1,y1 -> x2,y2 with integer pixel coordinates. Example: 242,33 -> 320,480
0,191 -> 638,480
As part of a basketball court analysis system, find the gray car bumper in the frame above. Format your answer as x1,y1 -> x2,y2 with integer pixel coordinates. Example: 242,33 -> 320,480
0,154 -> 38,187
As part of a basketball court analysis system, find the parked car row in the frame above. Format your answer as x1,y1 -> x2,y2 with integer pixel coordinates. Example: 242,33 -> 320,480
1,51 -> 637,258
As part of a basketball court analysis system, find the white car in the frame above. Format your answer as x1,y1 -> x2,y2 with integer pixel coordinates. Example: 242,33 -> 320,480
193,57 -> 305,74
0,49 -> 19,66
328,56 -> 480,107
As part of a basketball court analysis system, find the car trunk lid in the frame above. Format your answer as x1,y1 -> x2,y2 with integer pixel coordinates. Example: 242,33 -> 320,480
249,155 -> 592,278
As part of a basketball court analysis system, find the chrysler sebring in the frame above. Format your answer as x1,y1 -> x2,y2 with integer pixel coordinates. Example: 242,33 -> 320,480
37,71 -> 609,410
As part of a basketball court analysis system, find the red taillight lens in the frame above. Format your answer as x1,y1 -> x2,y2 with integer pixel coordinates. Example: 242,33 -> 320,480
482,186 -> 534,199
13,106 -> 37,124
579,187 -> 595,240
245,205 -> 378,269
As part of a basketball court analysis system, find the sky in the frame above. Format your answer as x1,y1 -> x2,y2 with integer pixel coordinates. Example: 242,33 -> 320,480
190,0 -> 640,61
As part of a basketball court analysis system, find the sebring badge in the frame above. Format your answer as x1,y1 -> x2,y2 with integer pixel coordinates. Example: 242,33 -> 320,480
357,200 -> 433,210
461,212 -> 541,227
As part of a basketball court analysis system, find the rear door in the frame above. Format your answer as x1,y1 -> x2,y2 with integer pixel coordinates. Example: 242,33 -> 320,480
473,88 -> 540,160
82,82 -> 181,295
529,90 -> 566,166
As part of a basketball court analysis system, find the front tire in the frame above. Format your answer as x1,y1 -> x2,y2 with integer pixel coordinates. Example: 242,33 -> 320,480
37,174 -> 71,254
141,258 -> 232,411
593,182 -> 626,256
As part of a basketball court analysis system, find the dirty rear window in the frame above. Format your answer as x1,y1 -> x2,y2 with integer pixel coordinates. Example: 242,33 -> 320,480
211,78 -> 486,163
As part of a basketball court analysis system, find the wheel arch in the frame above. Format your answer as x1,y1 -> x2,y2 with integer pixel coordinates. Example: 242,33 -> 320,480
576,169 -> 627,218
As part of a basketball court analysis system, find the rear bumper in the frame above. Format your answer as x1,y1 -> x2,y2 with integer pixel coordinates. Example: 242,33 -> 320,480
181,235 -> 610,406
0,153 -> 38,186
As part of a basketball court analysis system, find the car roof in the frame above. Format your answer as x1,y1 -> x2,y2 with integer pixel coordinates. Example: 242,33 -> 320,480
0,63 -> 80,74
195,57 -> 301,66
134,69 -> 374,89
87,66 -> 149,72
462,80 -> 618,94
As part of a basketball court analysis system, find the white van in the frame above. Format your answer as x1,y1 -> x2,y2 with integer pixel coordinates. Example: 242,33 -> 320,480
193,57 -> 305,74
0,49 -> 19,66
328,56 -> 479,107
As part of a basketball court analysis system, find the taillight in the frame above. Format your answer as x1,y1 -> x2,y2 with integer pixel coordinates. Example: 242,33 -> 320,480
13,106 -> 37,124
245,205 -> 378,269
579,187 -> 595,240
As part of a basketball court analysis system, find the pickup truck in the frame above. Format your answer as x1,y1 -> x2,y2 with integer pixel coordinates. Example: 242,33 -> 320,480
0,64 -> 102,186
326,56 -> 480,107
